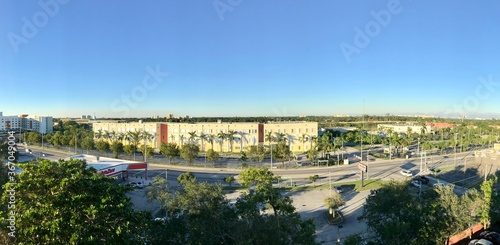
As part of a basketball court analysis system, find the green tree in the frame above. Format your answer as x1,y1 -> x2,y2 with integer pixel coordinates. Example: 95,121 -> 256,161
123,144 -> 135,157
110,141 -> 124,158
145,176 -> 173,219
140,144 -> 155,161
247,145 -> 266,162
217,132 -> 226,152
177,172 -> 196,186
241,151 -> 248,168
359,181 -> 426,244
308,174 -> 319,186
27,131 -> 41,144
343,234 -> 364,245
272,142 -> 291,167
206,149 -> 219,167
324,192 -> 345,218
224,176 -> 236,187
227,130 -> 237,152
0,142 -> 19,163
180,143 -> 199,164
95,140 -> 109,156
0,159 -> 143,244
126,130 -> 142,161
160,142 -> 180,164
80,136 -> 94,154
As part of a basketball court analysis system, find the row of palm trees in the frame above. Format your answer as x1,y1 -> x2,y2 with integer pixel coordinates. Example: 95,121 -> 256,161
94,129 -> 155,160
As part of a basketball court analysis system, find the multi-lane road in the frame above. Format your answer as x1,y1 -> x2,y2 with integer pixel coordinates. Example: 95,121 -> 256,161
20,144 -> 478,189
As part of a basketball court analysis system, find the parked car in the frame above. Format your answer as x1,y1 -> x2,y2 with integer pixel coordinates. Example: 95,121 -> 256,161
469,239 -> 493,245
433,182 -> 446,188
411,180 -> 421,188
400,170 -> 413,177
126,182 -> 144,189
126,182 -> 137,188
480,231 -> 500,245
333,186 -> 344,194
416,176 -> 429,184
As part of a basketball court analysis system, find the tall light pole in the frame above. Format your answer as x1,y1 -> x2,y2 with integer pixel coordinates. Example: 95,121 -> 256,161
454,133 -> 458,166
270,141 -> 273,170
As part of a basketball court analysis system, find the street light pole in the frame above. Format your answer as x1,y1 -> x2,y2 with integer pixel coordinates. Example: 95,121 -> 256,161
270,141 -> 273,170
454,133 -> 458,166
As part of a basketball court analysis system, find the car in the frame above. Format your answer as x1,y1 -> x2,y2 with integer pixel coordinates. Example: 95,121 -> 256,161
416,176 -> 430,184
411,180 -> 421,188
469,239 -> 494,245
126,182 -> 137,188
333,186 -> 344,194
400,170 -> 413,177
433,182 -> 446,188
126,182 -> 143,189
480,231 -> 500,245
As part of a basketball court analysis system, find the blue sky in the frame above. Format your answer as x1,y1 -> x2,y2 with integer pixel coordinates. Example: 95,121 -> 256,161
1,0 -> 500,118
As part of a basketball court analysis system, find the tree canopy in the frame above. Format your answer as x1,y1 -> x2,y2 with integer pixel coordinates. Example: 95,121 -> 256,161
0,159 -> 145,244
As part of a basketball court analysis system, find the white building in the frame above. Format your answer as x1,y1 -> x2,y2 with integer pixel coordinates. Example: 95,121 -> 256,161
0,112 -> 53,134
377,124 -> 430,135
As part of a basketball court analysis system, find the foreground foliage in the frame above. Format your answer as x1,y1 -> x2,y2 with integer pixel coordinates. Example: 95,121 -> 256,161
145,166 -> 318,245
0,159 -> 145,244
359,178 -> 498,245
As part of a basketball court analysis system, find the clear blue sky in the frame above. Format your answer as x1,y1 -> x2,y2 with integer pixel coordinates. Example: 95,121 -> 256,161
1,0 -> 500,118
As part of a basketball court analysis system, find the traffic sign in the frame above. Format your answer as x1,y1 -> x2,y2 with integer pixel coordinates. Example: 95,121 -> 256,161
358,163 -> 367,172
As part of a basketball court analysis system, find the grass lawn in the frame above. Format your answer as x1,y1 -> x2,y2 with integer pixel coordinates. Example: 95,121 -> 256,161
432,165 -> 456,173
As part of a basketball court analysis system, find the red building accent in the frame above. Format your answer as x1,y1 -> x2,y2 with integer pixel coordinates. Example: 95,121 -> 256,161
160,124 -> 168,144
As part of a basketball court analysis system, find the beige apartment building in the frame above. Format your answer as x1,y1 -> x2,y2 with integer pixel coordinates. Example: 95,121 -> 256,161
92,121 -> 318,153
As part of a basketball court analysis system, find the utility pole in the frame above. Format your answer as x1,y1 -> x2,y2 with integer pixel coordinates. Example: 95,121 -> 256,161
454,133 -> 458,166
329,171 -> 332,196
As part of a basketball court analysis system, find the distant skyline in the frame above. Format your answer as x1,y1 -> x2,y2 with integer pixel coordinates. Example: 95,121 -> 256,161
2,1 -> 500,119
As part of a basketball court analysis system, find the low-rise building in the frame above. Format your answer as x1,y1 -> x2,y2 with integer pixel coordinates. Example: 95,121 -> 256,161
377,124 -> 430,135
92,121 -> 318,153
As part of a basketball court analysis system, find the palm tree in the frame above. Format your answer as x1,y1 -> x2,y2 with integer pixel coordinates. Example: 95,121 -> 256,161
274,132 -> 286,143
299,133 -> 308,152
237,131 -> 246,152
94,129 -> 104,140
199,132 -> 207,152
265,132 -> 274,147
140,131 -> 154,162
227,130 -> 237,152
310,135 -> 318,151
103,130 -> 111,142
188,131 -> 197,144
179,135 -> 185,145
206,134 -> 215,151
217,132 -> 226,152
126,130 -> 142,161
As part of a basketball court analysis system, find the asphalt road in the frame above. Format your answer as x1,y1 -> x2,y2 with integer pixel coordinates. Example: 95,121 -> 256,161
21,144 -> 478,188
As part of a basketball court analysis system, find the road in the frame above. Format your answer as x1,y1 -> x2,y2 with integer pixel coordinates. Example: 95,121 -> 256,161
21,144 -> 478,189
